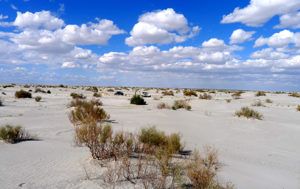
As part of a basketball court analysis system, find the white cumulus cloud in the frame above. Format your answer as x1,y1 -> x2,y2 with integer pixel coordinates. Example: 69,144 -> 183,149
230,29 -> 255,44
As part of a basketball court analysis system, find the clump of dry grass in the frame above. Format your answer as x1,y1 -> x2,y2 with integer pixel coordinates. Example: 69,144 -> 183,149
162,90 -> 174,96
265,99 -> 273,103
35,88 -> 46,93
130,95 -> 147,105
157,102 -> 171,109
235,107 -> 263,120
184,90 -> 198,97
255,91 -> 266,97
199,93 -> 212,100
297,105 -> 300,112
289,92 -> 300,98
0,125 -> 35,143
251,100 -> 265,107
93,92 -> 102,97
70,92 -> 86,99
0,98 -> 3,106
226,99 -> 231,103
231,91 -> 244,99
35,96 -> 42,102
172,100 -> 191,110
15,90 -> 32,98
86,86 -> 98,92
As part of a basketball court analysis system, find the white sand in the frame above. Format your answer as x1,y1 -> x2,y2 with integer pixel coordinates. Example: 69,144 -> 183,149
0,86 -> 300,189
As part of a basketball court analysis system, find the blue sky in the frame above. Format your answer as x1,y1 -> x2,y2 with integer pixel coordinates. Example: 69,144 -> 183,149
0,0 -> 300,91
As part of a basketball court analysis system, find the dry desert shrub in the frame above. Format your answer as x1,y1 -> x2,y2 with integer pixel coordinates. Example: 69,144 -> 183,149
265,99 -> 273,103
0,98 -> 2,106
35,88 -> 46,93
231,91 -> 243,99
70,92 -> 86,99
297,105 -> 300,112
251,100 -> 265,107
172,100 -> 191,110
93,92 -> 102,97
289,92 -> 300,98
199,93 -> 212,100
15,90 -> 32,98
186,147 -> 233,189
226,99 -> 231,103
255,91 -> 266,97
86,86 -> 98,92
157,102 -> 171,109
184,90 -> 198,97
235,107 -> 263,120
162,90 -> 174,96
130,95 -> 147,105
35,96 -> 42,102
0,125 -> 34,143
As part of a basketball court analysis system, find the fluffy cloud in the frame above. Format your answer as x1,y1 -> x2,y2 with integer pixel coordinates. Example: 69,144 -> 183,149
275,11 -> 300,29
221,0 -> 300,26
14,11 -> 64,30
125,8 -> 199,46
230,29 -> 255,44
202,38 -> 225,49
254,30 -> 298,48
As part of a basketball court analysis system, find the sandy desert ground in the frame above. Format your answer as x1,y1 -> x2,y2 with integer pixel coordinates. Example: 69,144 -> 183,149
0,85 -> 300,189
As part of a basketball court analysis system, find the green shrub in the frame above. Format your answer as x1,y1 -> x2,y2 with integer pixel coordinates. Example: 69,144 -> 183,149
35,96 -> 42,102
235,107 -> 263,120
199,93 -> 212,100
0,125 -> 33,143
138,127 -> 182,153
256,91 -> 266,96
70,92 -> 86,99
172,100 -> 191,110
183,90 -> 197,97
15,90 -> 32,98
69,99 -> 109,125
130,95 -> 146,105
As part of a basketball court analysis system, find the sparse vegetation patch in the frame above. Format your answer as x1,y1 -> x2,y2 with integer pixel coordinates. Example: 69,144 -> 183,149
199,93 -> 212,100
15,90 -> 32,98
35,96 -> 42,102
157,102 -> 171,109
235,107 -> 263,120
130,95 -> 147,105
70,92 -> 86,99
172,100 -> 191,110
256,91 -> 266,97
0,125 -> 34,143
183,90 -> 198,97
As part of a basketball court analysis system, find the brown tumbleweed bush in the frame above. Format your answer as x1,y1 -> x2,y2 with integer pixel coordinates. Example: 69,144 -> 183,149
157,102 -> 171,109
15,90 -> 32,98
162,90 -> 174,96
255,91 -> 266,97
235,107 -> 263,120
0,125 -> 34,143
199,93 -> 212,100
289,92 -> 300,98
184,90 -> 198,97
70,92 -> 86,99
172,100 -> 191,110
297,105 -> 300,112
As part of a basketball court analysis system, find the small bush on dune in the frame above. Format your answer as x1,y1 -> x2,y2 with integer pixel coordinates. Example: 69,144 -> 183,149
70,92 -> 86,99
35,88 -> 46,93
35,96 -> 42,102
187,147 -> 233,189
184,90 -> 197,97
256,91 -> 266,97
69,99 -> 109,125
265,99 -> 273,103
0,98 -> 2,106
157,102 -> 171,109
0,125 -> 34,143
47,90 -> 51,94
86,86 -> 98,92
251,100 -> 265,107
15,90 -> 32,98
130,95 -> 146,105
235,107 -> 263,120
297,105 -> 300,112
93,92 -> 102,97
199,93 -> 212,100
231,91 -> 243,99
289,92 -> 300,98
162,90 -> 174,96
172,100 -> 191,110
